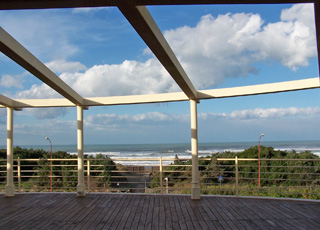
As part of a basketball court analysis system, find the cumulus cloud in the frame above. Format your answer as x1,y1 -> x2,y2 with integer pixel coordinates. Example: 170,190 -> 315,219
45,59 -> 87,74
4,4 -> 317,121
61,59 -> 178,97
15,83 -> 60,99
16,3 -> 317,101
0,73 -> 25,89
165,3 -> 316,88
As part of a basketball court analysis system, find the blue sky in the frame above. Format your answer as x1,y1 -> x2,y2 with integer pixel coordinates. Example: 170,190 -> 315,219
0,3 -> 319,146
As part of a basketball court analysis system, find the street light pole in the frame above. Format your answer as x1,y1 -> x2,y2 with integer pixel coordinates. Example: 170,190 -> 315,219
45,137 -> 53,192
258,133 -> 264,188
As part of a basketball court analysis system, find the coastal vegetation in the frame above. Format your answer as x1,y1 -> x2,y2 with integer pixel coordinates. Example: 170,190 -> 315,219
0,145 -> 319,199
150,145 -> 320,199
0,147 -> 120,192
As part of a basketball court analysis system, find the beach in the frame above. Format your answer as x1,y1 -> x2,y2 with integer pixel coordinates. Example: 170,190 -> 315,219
5,140 -> 320,166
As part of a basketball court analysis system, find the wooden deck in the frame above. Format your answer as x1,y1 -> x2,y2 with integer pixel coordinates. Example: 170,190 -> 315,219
0,193 -> 319,230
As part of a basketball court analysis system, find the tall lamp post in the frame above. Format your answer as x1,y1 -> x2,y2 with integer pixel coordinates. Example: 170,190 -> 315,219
45,137 -> 53,192
258,133 -> 264,188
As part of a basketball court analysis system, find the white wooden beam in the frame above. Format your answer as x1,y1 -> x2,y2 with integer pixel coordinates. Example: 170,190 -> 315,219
117,3 -> 198,100
0,27 -> 84,105
0,94 -> 15,107
197,77 -> 320,99
0,78 -> 318,109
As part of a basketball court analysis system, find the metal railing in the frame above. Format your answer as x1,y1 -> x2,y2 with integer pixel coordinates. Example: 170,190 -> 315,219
0,157 -> 319,199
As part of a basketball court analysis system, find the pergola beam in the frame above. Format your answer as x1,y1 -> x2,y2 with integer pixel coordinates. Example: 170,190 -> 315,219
314,0 -> 320,75
198,77 -> 320,99
0,0 -> 316,10
117,3 -> 198,100
0,27 -> 84,105
0,78 -> 318,109
0,94 -> 15,107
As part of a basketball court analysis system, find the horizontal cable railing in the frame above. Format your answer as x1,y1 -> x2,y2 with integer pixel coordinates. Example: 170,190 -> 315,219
0,157 -> 319,199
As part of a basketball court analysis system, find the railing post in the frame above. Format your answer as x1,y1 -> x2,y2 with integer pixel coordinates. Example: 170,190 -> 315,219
235,156 -> 239,196
87,160 -> 91,193
159,157 -> 163,193
18,157 -> 21,193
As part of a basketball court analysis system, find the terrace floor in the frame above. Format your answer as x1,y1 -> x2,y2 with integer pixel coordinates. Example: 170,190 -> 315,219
0,193 -> 319,230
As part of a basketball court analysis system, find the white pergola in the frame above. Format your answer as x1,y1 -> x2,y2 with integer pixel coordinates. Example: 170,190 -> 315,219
0,0 -> 319,199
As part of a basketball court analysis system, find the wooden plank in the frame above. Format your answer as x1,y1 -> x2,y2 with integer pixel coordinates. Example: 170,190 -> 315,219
0,194 -> 319,230
163,196 -> 173,230
77,194 -> 114,230
143,195 -> 154,229
169,196 -> 188,230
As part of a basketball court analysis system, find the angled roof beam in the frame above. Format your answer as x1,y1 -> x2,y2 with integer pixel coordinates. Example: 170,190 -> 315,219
117,3 -> 198,100
0,94 -> 15,107
1,78 -> 318,108
0,27 -> 84,105
0,0 -> 316,10
314,0 -> 320,75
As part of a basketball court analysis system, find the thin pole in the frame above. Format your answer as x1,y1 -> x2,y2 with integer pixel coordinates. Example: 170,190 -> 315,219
258,133 -> 264,188
235,156 -> 239,196
18,157 -> 21,193
159,157 -> 163,193
46,137 -> 52,192
87,160 -> 91,193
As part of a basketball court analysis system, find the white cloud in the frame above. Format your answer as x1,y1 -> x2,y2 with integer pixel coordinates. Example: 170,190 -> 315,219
281,4 -> 315,27
85,111 -> 188,130
64,59 -> 178,97
0,73 -> 25,89
85,106 -> 319,131
165,3 -> 316,88
45,59 -> 87,74
200,107 -> 320,120
15,83 -> 59,99
5,4 -> 317,120
71,7 -> 109,14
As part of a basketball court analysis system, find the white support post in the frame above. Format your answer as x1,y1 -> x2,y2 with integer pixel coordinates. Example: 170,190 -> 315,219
190,100 -> 200,200
5,107 -> 14,197
76,106 -> 85,197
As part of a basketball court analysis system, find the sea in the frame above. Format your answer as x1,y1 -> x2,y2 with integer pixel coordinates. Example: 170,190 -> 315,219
4,140 -> 320,165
